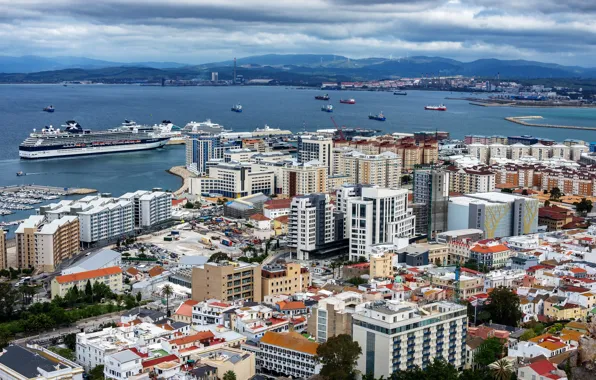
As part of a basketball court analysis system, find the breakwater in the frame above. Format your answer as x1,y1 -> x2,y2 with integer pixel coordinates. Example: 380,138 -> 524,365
505,116 -> 596,131
167,166 -> 196,196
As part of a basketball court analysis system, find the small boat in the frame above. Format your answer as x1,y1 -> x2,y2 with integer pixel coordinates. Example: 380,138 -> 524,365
231,104 -> 243,113
16,171 -> 25,177
425,104 -> 447,111
315,94 -> 330,100
394,91 -> 407,96
43,105 -> 55,113
321,105 -> 333,113
63,84 -> 68,87
369,112 -> 386,121
340,98 -> 356,104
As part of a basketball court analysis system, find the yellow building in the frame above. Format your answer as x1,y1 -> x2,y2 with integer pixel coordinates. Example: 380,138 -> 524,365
282,163 -> 327,197
261,263 -> 310,297
15,215 -> 44,269
192,261 -> 262,302
195,348 -> 256,380
544,296 -> 589,321
273,215 -> 289,236
51,266 -> 123,299
370,253 -> 394,278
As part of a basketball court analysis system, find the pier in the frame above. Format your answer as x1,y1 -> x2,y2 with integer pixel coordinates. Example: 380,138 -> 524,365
167,166 -> 196,196
504,116 -> 596,131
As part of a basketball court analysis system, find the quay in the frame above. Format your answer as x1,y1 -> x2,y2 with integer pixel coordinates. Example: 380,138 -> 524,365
0,184 -> 97,195
504,116 -> 596,131
167,166 -> 196,196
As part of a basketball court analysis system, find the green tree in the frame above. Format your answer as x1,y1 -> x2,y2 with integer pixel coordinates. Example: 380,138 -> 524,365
475,337 -> 505,367
549,187 -> 562,201
488,358 -> 514,380
136,292 -> 142,303
484,287 -> 522,327
49,347 -> 75,361
63,333 -> 77,351
316,334 -> 362,380
208,251 -> 230,262
184,201 -> 195,209
424,359 -> 459,380
544,200 -> 551,207
519,329 -> 536,341
85,280 -> 93,302
88,365 -> 105,380
548,323 -> 564,334
575,198 -> 593,214
223,371 -> 237,380
345,277 -> 367,286
161,284 -> 174,317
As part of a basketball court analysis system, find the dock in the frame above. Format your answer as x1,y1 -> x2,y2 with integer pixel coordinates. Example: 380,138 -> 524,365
167,166 -> 196,196
504,116 -> 596,131
0,185 -> 97,195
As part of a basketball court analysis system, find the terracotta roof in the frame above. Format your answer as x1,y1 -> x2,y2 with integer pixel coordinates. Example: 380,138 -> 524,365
528,359 -> 557,376
260,331 -> 318,355
565,321 -> 588,330
169,331 -> 215,346
148,265 -> 165,277
570,268 -> 587,274
126,267 -> 140,276
175,300 -> 199,318
274,215 -> 289,223
538,340 -> 566,351
278,301 -> 306,310
55,266 -> 122,284
264,199 -> 293,209
471,243 -> 509,254
142,354 -> 180,369
249,213 -> 271,221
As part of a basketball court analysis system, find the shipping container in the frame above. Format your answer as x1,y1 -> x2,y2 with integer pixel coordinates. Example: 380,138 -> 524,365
171,230 -> 180,236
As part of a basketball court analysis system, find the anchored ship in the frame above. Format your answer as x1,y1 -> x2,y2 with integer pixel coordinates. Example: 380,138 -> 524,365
231,104 -> 243,113
43,105 -> 55,113
393,91 -> 407,96
19,121 -> 169,159
425,104 -> 447,111
340,99 -> 356,104
368,112 -> 386,121
315,94 -> 330,100
321,105 -> 334,113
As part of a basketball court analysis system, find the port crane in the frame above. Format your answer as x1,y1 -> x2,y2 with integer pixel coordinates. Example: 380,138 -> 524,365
330,116 -> 345,141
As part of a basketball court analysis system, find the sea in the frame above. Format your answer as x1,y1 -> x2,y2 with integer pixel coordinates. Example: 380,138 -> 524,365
1,84 -> 595,232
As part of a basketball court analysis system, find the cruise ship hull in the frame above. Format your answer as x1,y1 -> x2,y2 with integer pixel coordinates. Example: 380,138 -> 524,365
19,138 -> 169,159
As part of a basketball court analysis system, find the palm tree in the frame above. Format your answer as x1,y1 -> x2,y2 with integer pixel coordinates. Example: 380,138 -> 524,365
489,358 -> 514,380
161,284 -> 174,317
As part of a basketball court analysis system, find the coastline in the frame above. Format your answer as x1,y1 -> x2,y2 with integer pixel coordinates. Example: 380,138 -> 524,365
166,166 -> 196,196
504,116 -> 596,131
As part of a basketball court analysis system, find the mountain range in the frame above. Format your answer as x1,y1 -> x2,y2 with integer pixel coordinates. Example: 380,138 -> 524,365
1,54 -> 596,82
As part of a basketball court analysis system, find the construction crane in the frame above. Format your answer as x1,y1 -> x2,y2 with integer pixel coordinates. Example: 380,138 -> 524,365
330,116 -> 345,141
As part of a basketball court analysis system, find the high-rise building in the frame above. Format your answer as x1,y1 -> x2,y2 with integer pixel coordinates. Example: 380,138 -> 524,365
297,135 -> 333,174
191,261 -> 262,302
189,162 -> 275,198
211,72 -> 218,82
447,166 -> 496,194
0,229 -> 6,270
413,168 -> 449,237
16,215 -> 79,272
282,161 -> 327,196
186,133 -> 223,176
448,192 -> 540,238
119,190 -> 172,228
353,300 -> 468,378
333,150 -> 402,190
346,187 -> 415,261
288,194 -> 347,260
307,291 -> 364,343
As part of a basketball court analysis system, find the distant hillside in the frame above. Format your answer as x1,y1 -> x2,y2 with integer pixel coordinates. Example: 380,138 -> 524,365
0,55 -> 190,73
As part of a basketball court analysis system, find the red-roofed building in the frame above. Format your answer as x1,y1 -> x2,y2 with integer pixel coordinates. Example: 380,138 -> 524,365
470,242 -> 511,269
168,331 -> 215,351
172,198 -> 187,208
248,213 -> 272,230
518,359 -> 567,380
277,301 -> 307,317
51,266 -> 123,299
263,198 -> 293,220
174,300 -> 199,324
142,354 -> 181,370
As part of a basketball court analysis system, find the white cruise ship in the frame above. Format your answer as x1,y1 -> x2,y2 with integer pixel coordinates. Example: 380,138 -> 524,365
183,119 -> 229,134
252,124 -> 292,137
19,121 -> 169,159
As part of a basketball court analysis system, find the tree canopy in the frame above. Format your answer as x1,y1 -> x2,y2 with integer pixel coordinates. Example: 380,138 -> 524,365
475,337 -> 505,367
316,334 -> 362,380
484,287 -> 522,327
223,371 -> 237,380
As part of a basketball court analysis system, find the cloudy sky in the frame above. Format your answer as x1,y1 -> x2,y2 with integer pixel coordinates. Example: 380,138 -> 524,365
1,0 -> 595,65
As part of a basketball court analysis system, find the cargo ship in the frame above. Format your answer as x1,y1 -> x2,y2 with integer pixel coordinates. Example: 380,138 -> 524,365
340,98 -> 356,104
315,94 -> 330,100
321,105 -> 333,113
368,112 -> 386,121
43,105 -> 55,113
425,104 -> 447,111
393,91 -> 407,96
231,104 -> 243,113
19,121 -> 169,159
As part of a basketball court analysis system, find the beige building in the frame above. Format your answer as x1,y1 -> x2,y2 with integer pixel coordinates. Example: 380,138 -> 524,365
0,229 -> 6,270
261,263 -> 310,297
370,252 -> 394,278
307,291 -> 364,343
51,266 -> 123,299
333,151 -> 402,190
195,348 -> 256,380
282,162 -> 327,196
242,138 -> 268,153
192,261 -> 262,302
447,166 -> 496,194
421,242 -> 451,266
430,271 -> 484,299
16,215 -> 79,272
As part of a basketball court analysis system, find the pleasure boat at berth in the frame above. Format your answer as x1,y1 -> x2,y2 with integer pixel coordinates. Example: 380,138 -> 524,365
393,91 -> 407,96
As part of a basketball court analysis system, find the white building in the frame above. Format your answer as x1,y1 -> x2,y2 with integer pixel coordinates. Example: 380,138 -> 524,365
192,299 -> 238,326
224,148 -> 257,163
346,187 -> 416,261
258,331 -> 321,378
353,300 -> 468,378
0,344 -> 84,380
483,269 -> 526,290
189,162 -> 275,198
119,190 -> 172,228
297,135 -> 333,174
104,350 -> 142,380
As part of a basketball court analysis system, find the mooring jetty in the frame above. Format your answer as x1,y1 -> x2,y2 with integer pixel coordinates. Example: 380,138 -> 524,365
505,116 -> 596,131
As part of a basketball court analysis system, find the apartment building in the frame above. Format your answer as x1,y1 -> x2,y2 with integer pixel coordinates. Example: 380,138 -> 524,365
282,161 -> 327,196
346,187 -> 416,261
224,148 -> 257,162
119,190 -> 172,228
413,168 -> 450,236
51,266 -> 123,299
469,241 -> 512,269
192,299 -> 238,326
16,215 -> 79,272
191,261 -> 262,302
429,269 -> 484,299
308,291 -> 364,343
370,252 -> 394,278
353,300 -> 468,378
333,150 -> 402,189
0,230 -> 6,270
242,138 -> 268,153
447,166 -> 496,194
297,135 -> 333,174
103,349 -> 142,380
448,193 -> 539,239
261,263 -> 310,297
189,162 -> 275,198
288,193 -> 347,260
186,134 -> 223,175
258,331 -> 321,378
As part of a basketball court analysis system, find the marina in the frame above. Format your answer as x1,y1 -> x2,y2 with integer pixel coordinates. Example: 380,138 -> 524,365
0,185 -> 95,216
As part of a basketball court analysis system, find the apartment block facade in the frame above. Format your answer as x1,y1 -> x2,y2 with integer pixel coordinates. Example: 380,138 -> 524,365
191,261 -> 262,303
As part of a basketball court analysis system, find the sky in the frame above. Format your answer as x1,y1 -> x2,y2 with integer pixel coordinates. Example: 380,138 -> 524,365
1,0 -> 595,66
